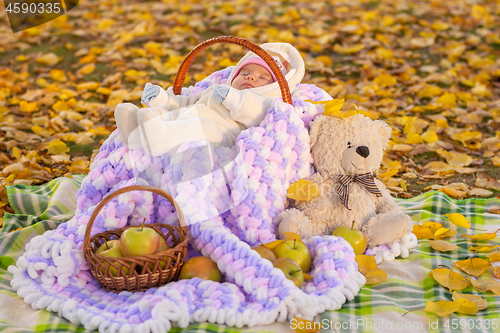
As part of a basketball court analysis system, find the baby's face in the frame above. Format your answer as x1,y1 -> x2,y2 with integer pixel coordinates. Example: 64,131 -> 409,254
231,64 -> 274,90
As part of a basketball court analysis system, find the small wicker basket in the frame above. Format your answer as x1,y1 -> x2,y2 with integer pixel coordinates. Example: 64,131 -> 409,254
83,185 -> 188,293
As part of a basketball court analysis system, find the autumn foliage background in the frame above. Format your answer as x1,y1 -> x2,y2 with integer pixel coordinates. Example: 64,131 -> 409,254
1,0 -> 500,226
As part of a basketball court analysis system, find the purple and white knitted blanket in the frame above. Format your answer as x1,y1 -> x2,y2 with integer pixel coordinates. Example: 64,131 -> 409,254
9,68 -> 365,333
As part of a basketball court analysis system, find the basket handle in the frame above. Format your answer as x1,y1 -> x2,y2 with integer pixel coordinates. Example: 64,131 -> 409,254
83,185 -> 186,247
173,36 -> 292,105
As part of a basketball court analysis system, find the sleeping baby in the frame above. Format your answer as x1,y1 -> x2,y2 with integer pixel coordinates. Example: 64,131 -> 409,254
114,42 -> 305,156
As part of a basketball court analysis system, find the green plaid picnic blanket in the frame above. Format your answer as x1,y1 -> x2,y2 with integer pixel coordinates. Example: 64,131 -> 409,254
1,175 -> 86,233
1,181 -> 500,333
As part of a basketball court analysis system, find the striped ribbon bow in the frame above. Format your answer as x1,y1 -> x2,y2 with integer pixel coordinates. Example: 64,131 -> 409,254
336,172 -> 382,210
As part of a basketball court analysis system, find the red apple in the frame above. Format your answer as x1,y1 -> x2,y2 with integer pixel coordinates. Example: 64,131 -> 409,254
273,240 -> 311,273
120,220 -> 159,257
96,240 -> 129,277
179,256 -> 222,282
273,258 -> 304,288
332,222 -> 367,255
251,245 -> 276,262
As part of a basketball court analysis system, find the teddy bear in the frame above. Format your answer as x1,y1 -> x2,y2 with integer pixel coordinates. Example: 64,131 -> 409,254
277,113 -> 414,249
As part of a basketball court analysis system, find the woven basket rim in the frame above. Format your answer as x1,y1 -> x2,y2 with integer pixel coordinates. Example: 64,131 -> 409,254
172,35 -> 292,105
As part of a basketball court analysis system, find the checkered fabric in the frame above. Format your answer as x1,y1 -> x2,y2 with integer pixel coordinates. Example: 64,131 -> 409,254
1,184 -> 499,333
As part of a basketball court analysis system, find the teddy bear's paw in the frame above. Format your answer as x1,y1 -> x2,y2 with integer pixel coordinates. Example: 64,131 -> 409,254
371,232 -> 418,263
390,241 -> 401,256
374,250 -> 396,264
398,232 -> 418,258
277,208 -> 312,239
363,212 -> 411,247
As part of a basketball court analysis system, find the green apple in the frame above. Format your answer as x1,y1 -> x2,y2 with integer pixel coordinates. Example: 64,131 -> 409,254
120,220 -> 160,257
96,240 -> 130,277
154,236 -> 170,270
273,258 -> 304,288
273,240 -> 311,273
157,236 -> 169,252
251,245 -> 276,262
179,256 -> 222,282
96,240 -> 121,254
332,222 -> 367,255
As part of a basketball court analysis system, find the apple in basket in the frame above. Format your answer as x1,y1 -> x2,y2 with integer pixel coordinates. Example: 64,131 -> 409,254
273,258 -> 304,288
96,240 -> 130,276
273,240 -> 311,273
179,256 -> 222,282
149,236 -> 170,271
251,245 -> 276,262
120,219 -> 160,257
332,222 -> 367,255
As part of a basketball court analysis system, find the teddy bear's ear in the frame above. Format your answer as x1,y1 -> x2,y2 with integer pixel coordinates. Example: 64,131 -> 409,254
373,119 -> 392,147
309,115 -> 331,150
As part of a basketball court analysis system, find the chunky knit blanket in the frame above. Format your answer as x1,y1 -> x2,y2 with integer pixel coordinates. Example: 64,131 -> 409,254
9,68 -> 366,332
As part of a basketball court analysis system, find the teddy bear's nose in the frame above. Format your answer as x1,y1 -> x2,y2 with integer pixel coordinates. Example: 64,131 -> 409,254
356,146 -> 370,158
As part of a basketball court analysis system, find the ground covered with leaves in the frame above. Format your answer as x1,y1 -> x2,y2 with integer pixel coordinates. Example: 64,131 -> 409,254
1,0 -> 500,223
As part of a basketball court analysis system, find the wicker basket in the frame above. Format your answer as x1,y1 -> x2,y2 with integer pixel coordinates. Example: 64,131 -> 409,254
83,185 -> 188,293
172,35 -> 293,105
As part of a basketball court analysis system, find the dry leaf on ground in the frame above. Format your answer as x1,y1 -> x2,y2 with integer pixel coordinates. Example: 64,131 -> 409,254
454,258 -> 491,277
429,267 -> 470,291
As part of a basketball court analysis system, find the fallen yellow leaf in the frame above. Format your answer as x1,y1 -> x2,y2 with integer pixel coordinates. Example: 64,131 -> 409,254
35,53 -> 61,66
364,268 -> 387,285
378,168 -> 399,179
421,130 -> 438,143
447,154 -> 473,167
462,232 -> 498,240
454,258 -> 491,277
451,130 -> 482,145
19,101 -> 39,113
469,245 -> 499,252
49,69 -> 67,82
471,279 -> 500,295
471,279 -> 496,292
412,224 -> 433,239
439,187 -> 467,199
486,251 -> 500,262
373,73 -> 397,87
77,82 -> 100,91
454,298 -> 478,315
355,254 -> 377,275
487,282 -> 500,295
77,63 -> 96,76
424,300 -> 461,316
287,179 -> 320,201
437,92 -> 457,108
422,222 -> 444,234
434,228 -> 450,238
281,231 -> 304,244
428,240 -> 459,252
445,213 -> 471,228
263,239 -> 286,251
451,291 -> 488,310
323,98 -> 345,115
47,140 -> 70,155
434,228 -> 456,239
429,268 -> 470,291
492,266 -> 500,279
424,161 -> 454,174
